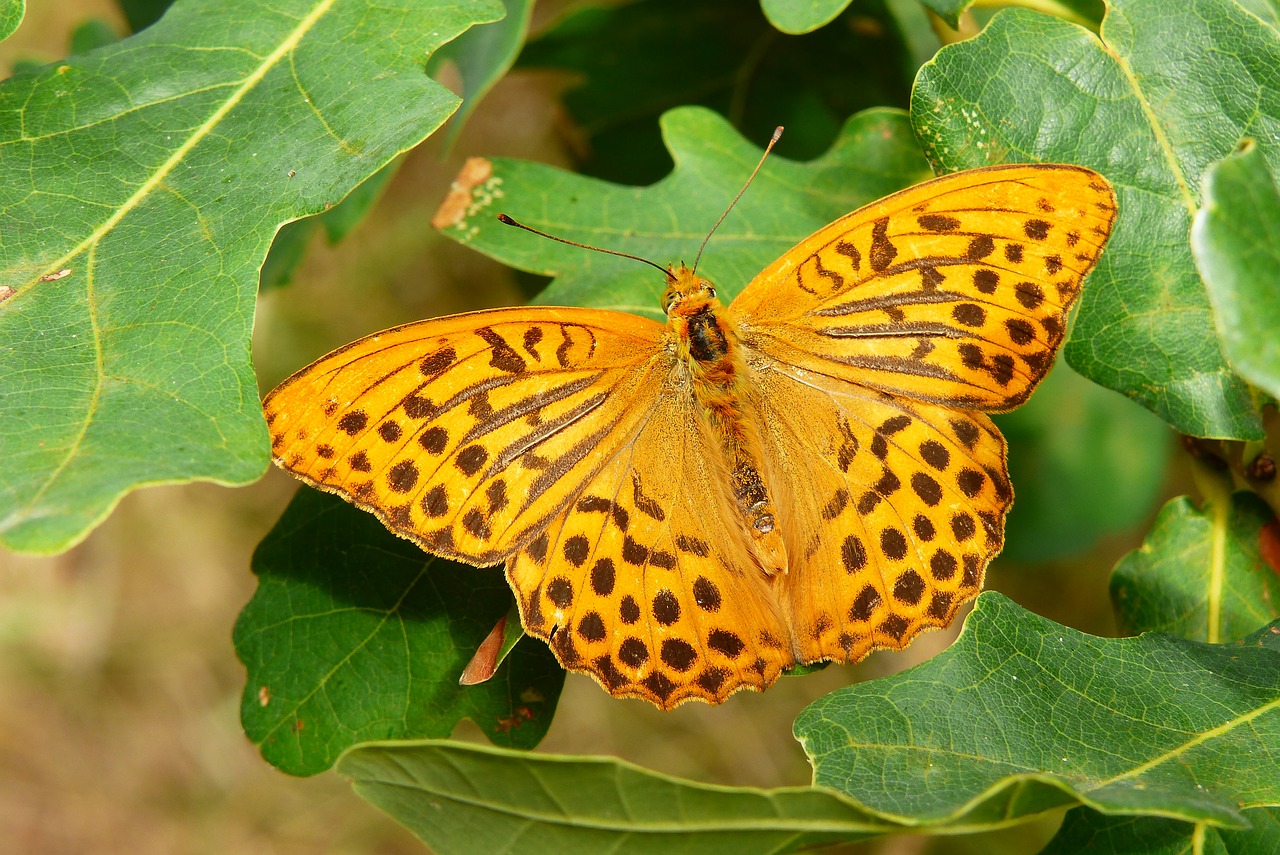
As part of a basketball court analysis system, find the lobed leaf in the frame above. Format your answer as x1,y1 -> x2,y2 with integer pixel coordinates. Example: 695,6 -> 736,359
437,105 -> 932,317
912,0 -> 1280,439
259,160 -> 400,290
1192,140 -> 1280,401
0,0 -> 504,554
332,596 -> 1280,852
794,593 -> 1280,828
235,488 -> 564,776
755,0 -> 1102,33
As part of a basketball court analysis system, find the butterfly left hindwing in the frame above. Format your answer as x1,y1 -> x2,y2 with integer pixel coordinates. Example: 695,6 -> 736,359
507,375 -> 793,709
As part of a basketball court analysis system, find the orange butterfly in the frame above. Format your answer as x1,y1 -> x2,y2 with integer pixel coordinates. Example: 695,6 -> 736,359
264,162 -> 1116,709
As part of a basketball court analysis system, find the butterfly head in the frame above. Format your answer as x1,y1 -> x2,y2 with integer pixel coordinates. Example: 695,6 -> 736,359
661,264 -> 721,317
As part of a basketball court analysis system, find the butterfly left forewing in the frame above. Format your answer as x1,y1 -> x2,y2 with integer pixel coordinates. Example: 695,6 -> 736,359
264,307 -> 668,564
730,164 -> 1116,412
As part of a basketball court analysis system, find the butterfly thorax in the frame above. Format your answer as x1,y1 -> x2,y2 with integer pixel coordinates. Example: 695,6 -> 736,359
663,265 -> 789,576
662,265 -> 736,396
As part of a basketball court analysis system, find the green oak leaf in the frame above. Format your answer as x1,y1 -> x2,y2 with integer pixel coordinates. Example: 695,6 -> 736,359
437,105 -> 932,317
338,739 -> 899,854
794,593 -> 1280,828
1192,140 -> 1280,400
1043,806 -> 1280,854
0,0 -> 22,45
1111,492 -> 1280,643
912,0 -> 1280,439
995,363 -> 1172,562
0,0 -> 504,554
235,488 -> 564,777
517,0 -> 917,183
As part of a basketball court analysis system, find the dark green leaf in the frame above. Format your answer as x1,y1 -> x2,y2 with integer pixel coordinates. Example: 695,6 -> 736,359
69,18 -> 119,54
1192,140 -> 1280,400
995,364 -> 1172,561
338,739 -> 899,854
912,0 -> 1279,439
1243,619 -> 1280,652
0,0 -> 504,554
117,0 -> 175,32
235,489 -> 564,776
1111,492 -> 1280,642
0,0 -> 22,44
429,0 -> 532,150
795,593 -> 1280,827
438,105 -> 931,316
917,0 -> 968,27
1043,806 -> 1280,855
518,0 -> 916,183
9,58 -> 42,77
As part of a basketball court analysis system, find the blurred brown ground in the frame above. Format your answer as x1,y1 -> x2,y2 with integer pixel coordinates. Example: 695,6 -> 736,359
1,3 -> 1173,853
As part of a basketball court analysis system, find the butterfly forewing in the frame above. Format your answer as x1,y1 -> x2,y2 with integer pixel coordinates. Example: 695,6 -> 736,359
264,308 -> 668,564
506,380 -> 793,709
730,164 -> 1117,411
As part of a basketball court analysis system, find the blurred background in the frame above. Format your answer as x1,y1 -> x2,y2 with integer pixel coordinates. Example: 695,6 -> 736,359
1,2 -> 1185,853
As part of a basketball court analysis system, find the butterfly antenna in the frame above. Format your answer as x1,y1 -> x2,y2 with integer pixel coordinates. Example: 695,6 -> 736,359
692,125 -> 784,274
496,214 -> 670,277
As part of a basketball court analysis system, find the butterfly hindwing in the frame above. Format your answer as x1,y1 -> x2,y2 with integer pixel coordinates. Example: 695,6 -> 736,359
507,379 -> 794,709
748,367 -> 1009,665
730,164 -> 1116,411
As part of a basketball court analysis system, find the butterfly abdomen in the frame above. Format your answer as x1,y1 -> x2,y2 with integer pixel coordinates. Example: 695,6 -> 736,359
663,275 -> 788,573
